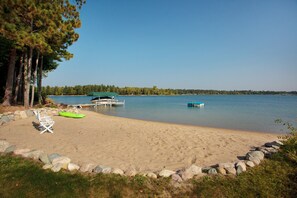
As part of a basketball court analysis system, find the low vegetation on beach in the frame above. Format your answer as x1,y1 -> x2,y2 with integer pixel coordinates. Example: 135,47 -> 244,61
0,123 -> 296,197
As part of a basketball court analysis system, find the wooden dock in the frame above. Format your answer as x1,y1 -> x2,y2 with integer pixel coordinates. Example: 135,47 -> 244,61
69,100 -> 125,109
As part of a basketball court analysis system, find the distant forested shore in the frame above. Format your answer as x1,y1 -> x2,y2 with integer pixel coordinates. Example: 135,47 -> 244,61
43,85 -> 297,96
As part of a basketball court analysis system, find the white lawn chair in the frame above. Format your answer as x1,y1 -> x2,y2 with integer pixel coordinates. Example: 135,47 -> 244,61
33,110 -> 55,134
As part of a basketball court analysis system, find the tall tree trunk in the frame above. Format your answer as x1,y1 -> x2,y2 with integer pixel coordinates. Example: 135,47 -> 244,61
2,48 -> 17,106
37,55 -> 43,105
30,51 -> 39,107
24,47 -> 33,108
13,54 -> 24,104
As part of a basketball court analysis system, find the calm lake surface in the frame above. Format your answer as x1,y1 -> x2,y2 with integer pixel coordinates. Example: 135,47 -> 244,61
50,95 -> 297,133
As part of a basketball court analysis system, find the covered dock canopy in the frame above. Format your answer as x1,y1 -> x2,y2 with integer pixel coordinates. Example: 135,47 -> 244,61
87,92 -> 119,97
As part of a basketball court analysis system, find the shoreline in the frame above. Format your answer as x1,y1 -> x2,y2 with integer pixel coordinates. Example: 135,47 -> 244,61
0,109 -> 279,172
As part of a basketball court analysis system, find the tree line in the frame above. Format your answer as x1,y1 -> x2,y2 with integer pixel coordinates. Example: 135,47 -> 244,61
42,85 -> 297,96
0,0 -> 85,107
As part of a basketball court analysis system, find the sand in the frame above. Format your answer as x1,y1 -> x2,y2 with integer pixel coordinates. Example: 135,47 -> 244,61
0,110 -> 279,172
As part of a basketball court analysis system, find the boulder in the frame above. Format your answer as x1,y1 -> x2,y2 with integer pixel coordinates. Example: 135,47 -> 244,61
265,141 -> 283,147
236,161 -> 246,172
0,140 -> 10,152
43,164 -> 53,170
51,163 -> 63,172
125,168 -> 137,177
52,156 -> 71,169
245,160 -> 255,167
14,148 -> 31,155
48,153 -> 62,163
25,150 -> 44,160
272,145 -> 280,150
19,111 -> 28,119
1,116 -> 11,124
217,162 -> 235,169
14,115 -> 21,121
68,163 -> 80,171
93,165 -> 112,174
236,165 -> 244,175
7,115 -> 14,121
159,169 -> 175,178
39,153 -> 50,164
4,145 -> 16,153
216,167 -> 226,175
146,172 -> 157,179
202,167 -> 212,173
80,164 -> 96,173
25,110 -> 34,117
252,158 -> 261,165
225,167 -> 236,175
246,151 -> 264,162
208,168 -> 217,175
111,168 -> 124,175
171,174 -> 183,182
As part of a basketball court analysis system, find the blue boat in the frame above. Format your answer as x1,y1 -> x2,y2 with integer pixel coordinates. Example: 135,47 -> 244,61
187,102 -> 205,107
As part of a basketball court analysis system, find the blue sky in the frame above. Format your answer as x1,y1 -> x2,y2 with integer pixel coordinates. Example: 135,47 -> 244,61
43,0 -> 297,91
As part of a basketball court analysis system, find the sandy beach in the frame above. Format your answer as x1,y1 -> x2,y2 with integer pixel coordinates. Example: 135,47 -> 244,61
0,110 -> 279,172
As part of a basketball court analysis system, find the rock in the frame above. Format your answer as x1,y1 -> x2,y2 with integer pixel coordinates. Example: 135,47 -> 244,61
225,167 -> 236,175
19,111 -> 28,119
68,163 -> 80,171
51,163 -> 63,172
202,167 -> 212,173
265,141 -> 283,147
217,162 -> 235,169
236,161 -> 246,172
245,161 -> 255,167
43,164 -> 53,170
7,115 -> 14,121
80,164 -> 96,173
275,140 -> 284,146
208,168 -> 217,175
179,165 -> 202,179
272,145 -> 280,150
25,110 -> 34,117
187,164 -> 202,175
14,148 -> 31,155
52,156 -> 71,169
0,140 -> 10,152
14,115 -> 21,121
216,167 -> 226,175
1,116 -> 11,124
246,151 -> 264,162
39,153 -> 50,164
125,168 -> 137,177
252,158 -> 261,165
265,147 -> 278,153
159,169 -> 175,178
93,165 -> 112,174
25,150 -> 44,160
48,153 -> 62,163
111,168 -> 124,175
4,145 -> 16,153
147,172 -> 157,179
171,174 -> 183,182
236,165 -> 244,175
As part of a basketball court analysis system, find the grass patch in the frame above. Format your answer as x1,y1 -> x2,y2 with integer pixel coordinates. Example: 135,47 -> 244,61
0,122 -> 297,197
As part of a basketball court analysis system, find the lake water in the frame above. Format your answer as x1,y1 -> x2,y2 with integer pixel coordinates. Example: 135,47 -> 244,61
49,95 -> 297,133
